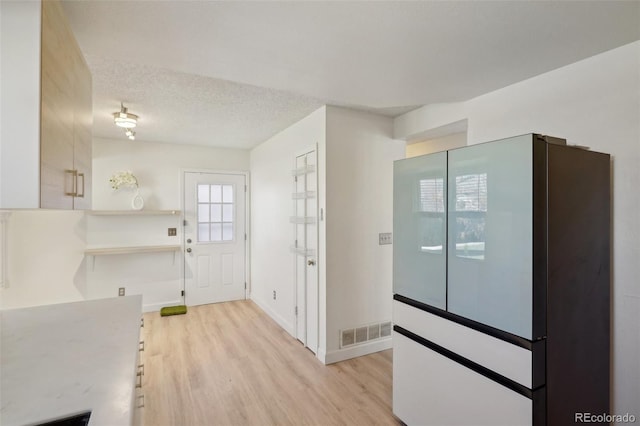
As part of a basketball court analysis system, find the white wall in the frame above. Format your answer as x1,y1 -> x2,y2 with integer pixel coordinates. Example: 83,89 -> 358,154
324,106 -> 406,361
0,210 -> 86,310
89,138 -> 250,311
0,0 -> 41,208
0,139 -> 249,311
393,41 -> 640,417
93,137 -> 249,210
406,132 -> 467,158
249,107 -> 327,339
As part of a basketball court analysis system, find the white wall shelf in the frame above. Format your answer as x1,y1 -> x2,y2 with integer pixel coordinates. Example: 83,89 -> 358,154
289,216 -> 316,224
292,191 -> 316,200
87,210 -> 181,216
85,245 -> 181,256
85,244 -> 181,271
291,164 -> 316,176
290,246 -> 316,257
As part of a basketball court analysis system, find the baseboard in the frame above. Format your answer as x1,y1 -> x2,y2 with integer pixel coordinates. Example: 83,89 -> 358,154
143,300 -> 182,313
323,337 -> 393,364
250,295 -> 295,336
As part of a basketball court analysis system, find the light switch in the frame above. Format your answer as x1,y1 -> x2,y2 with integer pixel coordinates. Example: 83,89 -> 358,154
379,232 -> 392,245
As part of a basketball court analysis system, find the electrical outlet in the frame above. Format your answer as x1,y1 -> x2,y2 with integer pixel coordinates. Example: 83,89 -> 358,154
273,290 -> 276,300
118,287 -> 125,296
168,228 -> 177,236
379,232 -> 393,245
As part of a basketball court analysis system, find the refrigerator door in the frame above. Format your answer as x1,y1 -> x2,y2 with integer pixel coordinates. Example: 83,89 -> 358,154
447,135 -> 533,339
393,151 -> 447,309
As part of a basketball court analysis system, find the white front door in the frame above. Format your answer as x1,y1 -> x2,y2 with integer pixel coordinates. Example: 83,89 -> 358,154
184,172 -> 246,306
294,150 -> 318,353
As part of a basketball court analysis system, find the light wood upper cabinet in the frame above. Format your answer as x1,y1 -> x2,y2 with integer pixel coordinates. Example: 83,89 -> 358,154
40,0 -> 92,210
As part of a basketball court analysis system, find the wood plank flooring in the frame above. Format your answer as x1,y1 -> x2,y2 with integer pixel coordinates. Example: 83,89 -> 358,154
141,300 -> 400,426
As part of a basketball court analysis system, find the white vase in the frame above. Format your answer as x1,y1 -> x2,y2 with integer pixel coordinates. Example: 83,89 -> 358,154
131,189 -> 144,210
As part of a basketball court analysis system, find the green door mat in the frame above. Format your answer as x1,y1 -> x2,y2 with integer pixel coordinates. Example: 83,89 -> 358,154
160,305 -> 187,316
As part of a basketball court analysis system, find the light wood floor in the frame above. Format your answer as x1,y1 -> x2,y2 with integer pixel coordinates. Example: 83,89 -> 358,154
141,300 -> 400,426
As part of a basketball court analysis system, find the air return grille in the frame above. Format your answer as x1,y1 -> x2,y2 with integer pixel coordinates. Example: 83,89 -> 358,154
340,321 -> 392,348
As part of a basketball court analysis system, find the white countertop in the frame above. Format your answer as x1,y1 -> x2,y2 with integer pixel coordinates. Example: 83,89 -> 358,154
1,296 -> 143,426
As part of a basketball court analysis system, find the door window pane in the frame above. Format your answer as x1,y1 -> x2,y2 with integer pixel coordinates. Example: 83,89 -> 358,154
211,185 -> 222,203
222,223 -> 233,241
198,204 -> 210,222
211,204 -> 222,222
198,223 -> 210,242
198,185 -> 210,203
222,204 -> 233,222
222,185 -> 233,203
211,223 -> 222,242
196,183 -> 235,243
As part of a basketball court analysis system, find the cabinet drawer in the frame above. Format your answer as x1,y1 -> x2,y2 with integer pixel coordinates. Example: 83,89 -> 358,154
393,331 -> 533,426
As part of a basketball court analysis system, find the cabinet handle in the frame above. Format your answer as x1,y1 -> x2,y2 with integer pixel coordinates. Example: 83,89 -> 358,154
64,170 -> 78,196
136,371 -> 143,388
139,340 -> 145,352
137,394 -> 145,408
138,363 -> 145,376
140,317 -> 144,328
76,172 -> 85,198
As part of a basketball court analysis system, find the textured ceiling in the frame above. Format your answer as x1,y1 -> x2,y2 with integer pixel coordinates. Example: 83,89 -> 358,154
62,0 -> 640,148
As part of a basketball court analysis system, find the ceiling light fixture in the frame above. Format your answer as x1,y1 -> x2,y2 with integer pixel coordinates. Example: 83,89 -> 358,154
125,129 -> 136,140
113,102 -> 138,128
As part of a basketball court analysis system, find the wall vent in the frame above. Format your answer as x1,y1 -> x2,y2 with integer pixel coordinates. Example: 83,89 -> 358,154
341,329 -> 355,347
340,320 -> 392,348
380,321 -> 392,337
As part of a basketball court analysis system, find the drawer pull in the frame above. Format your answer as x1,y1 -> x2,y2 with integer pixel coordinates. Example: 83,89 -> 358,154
138,363 -> 145,376
139,341 -> 145,352
137,394 -> 145,408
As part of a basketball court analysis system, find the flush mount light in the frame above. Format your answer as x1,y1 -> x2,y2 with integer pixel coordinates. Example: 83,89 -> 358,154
125,129 -> 136,140
113,102 -> 138,128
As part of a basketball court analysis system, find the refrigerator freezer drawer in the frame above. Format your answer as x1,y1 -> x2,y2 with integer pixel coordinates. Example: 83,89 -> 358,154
393,299 -> 537,388
393,331 -> 534,426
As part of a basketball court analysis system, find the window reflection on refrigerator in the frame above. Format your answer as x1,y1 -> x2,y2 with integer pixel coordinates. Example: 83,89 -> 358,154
453,173 -> 487,260
417,177 -> 445,254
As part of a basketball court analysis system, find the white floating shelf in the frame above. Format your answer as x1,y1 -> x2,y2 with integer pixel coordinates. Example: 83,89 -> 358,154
292,164 -> 316,176
289,216 -> 316,224
290,246 -> 316,257
292,191 -> 316,200
85,245 -> 181,256
87,210 -> 181,216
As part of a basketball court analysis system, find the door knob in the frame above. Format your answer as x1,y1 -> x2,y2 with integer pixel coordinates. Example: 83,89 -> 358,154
307,259 -> 316,266
186,239 -> 192,244
186,248 -> 192,253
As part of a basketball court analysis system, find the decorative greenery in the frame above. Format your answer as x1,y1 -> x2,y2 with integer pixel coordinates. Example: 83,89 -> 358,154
109,171 -> 138,190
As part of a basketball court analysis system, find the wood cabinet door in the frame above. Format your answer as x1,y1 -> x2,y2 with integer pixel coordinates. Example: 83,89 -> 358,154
73,52 -> 93,210
40,0 -> 75,209
40,0 -> 92,210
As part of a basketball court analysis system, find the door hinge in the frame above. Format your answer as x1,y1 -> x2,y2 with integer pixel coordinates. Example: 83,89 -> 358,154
295,306 -> 298,316
294,176 -> 298,182
245,185 -> 247,192
183,219 -> 187,226
244,282 -> 247,289
181,290 -> 185,297
294,239 -> 298,248
244,233 -> 247,241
